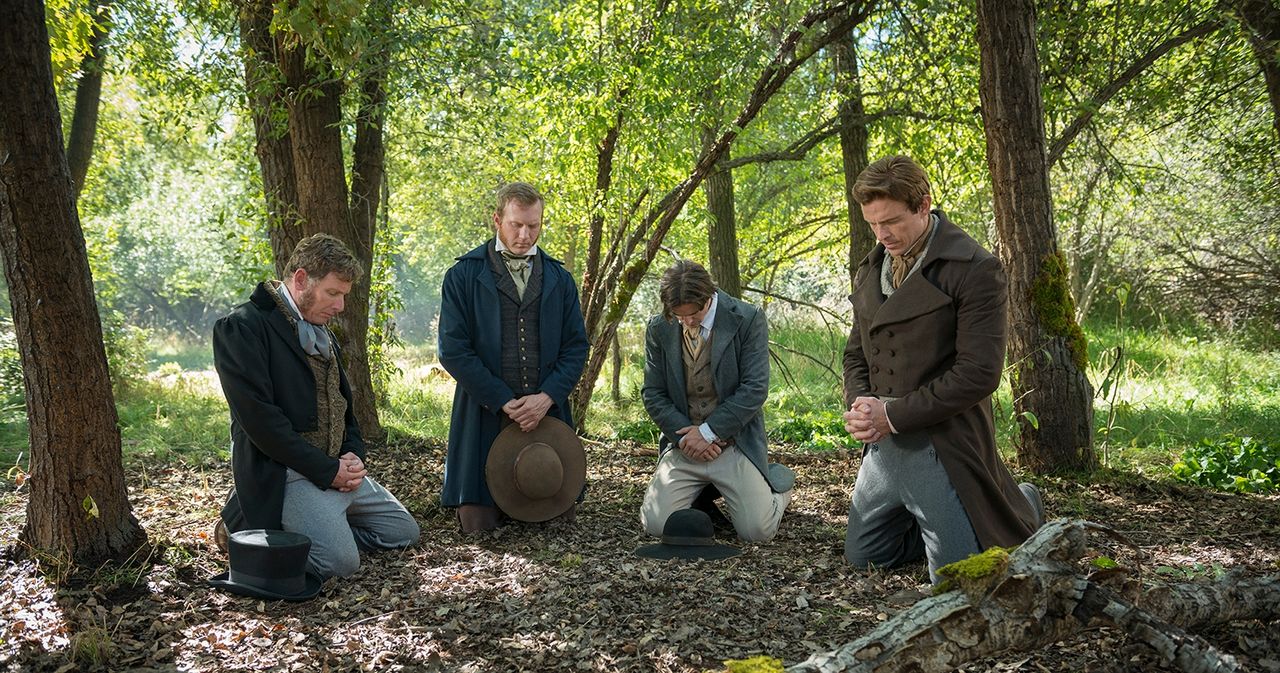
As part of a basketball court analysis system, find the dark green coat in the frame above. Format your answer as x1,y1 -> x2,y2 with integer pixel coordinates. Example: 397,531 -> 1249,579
213,282 -> 363,531
843,210 -> 1037,549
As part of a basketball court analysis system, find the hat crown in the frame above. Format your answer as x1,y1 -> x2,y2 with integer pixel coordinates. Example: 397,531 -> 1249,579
513,442 -> 563,500
660,509 -> 716,546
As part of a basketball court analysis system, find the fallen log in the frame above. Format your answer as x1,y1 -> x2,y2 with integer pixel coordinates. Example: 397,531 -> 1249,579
787,519 -> 1280,673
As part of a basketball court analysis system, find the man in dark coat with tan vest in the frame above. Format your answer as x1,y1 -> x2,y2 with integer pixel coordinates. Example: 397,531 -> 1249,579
640,260 -> 794,542
841,155 -> 1043,584
438,182 -> 589,532
214,234 -> 419,579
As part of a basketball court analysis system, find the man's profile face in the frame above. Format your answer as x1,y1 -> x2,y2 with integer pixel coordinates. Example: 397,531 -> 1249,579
293,270 -> 352,325
861,194 -> 932,257
494,200 -> 544,256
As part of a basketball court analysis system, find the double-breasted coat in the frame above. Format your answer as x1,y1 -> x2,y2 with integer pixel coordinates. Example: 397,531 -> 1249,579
213,282 -> 363,532
843,210 -> 1037,548
437,241 -> 589,508
642,291 -> 788,492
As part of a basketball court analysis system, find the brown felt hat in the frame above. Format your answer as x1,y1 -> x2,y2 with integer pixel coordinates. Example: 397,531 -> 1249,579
485,416 -> 586,522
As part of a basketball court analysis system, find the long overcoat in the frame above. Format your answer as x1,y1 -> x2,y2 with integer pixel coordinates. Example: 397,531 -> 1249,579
438,241 -> 589,507
213,282 -> 362,531
843,210 -> 1037,549
642,291 -> 788,492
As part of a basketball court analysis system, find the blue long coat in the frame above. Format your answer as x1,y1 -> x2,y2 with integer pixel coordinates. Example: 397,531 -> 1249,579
437,240 -> 589,507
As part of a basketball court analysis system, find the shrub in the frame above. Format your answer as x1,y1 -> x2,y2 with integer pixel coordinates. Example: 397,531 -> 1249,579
769,412 -> 847,451
614,419 -> 660,445
1172,435 -> 1279,494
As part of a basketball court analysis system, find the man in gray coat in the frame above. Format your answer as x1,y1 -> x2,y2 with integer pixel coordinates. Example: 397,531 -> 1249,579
842,155 -> 1042,584
640,261 -> 794,542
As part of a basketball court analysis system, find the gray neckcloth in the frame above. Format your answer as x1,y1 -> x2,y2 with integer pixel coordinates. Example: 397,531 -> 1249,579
277,282 -> 332,359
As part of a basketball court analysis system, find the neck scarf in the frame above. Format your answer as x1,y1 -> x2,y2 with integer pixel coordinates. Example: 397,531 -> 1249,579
500,250 -> 532,299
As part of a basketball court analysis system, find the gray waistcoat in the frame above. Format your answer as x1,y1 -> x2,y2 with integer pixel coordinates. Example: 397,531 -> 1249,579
488,244 -> 543,397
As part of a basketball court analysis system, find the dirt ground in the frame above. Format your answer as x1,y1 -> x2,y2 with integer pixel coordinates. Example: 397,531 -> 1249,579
2,438 -> 1278,672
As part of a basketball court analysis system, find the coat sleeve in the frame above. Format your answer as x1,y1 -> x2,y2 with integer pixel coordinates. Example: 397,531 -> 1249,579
842,308 -> 870,410
213,314 -> 339,490
437,263 -> 515,413
538,271 -> 589,412
888,255 -> 1008,433
703,306 -> 769,440
641,318 -> 693,447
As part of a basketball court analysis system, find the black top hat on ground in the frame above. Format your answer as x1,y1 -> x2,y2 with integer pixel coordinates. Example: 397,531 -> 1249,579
634,508 -> 741,560
208,529 -> 322,601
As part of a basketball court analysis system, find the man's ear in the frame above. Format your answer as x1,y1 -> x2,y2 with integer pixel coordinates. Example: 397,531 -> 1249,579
290,268 -> 309,292
918,193 -> 933,214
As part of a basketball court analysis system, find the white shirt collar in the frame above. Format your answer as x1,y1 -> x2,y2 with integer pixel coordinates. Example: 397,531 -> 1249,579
277,280 -> 303,318
700,292 -> 719,336
494,237 -> 539,258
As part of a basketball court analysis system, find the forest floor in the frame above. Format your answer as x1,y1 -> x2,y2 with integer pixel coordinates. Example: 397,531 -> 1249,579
1,437 -> 1278,672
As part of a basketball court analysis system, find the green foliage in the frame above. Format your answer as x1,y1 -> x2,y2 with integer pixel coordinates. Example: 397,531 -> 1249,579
101,310 -> 150,390
769,412 -> 846,451
0,320 -> 26,411
614,419 -> 660,445
1172,435 -> 1280,494
69,624 -> 117,668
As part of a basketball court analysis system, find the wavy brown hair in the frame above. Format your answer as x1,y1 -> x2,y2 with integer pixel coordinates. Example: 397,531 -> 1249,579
658,260 -> 717,320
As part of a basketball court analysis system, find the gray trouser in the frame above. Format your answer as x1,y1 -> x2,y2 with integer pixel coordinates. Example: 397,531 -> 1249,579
282,469 -> 420,578
844,433 -> 980,584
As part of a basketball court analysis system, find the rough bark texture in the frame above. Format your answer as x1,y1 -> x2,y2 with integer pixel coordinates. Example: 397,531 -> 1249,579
1230,0 -> 1280,141
976,0 -> 1095,472
237,0 -> 303,278
0,0 -> 145,564
279,42 -> 383,440
788,520 -> 1279,673
702,125 -> 741,297
65,0 -> 111,199
832,30 -> 874,296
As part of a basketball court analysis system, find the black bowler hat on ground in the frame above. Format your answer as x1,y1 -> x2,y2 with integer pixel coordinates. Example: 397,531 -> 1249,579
634,509 -> 741,560
208,529 -> 322,601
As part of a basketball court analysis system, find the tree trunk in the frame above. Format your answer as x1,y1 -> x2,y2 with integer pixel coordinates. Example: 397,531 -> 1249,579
1230,0 -> 1280,141
347,5 -> 390,441
702,125 -> 741,297
65,0 -> 111,200
832,29 -> 874,296
976,0 -> 1096,473
787,520 -> 1278,673
0,0 -> 145,565
237,0 -> 303,279
610,334 -> 622,406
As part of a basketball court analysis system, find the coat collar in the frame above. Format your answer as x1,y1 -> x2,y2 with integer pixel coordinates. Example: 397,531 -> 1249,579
250,282 -> 310,364
459,238 -> 566,298
659,290 -> 744,385
856,208 -> 976,272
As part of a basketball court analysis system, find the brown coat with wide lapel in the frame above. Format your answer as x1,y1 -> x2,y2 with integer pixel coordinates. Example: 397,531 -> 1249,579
843,210 -> 1037,549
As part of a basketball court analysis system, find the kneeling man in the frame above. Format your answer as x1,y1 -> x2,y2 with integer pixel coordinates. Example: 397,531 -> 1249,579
214,233 -> 420,578
640,260 -> 793,542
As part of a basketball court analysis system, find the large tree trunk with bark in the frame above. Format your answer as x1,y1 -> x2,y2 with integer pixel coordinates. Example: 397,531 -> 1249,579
0,0 -> 145,565
976,0 -> 1095,473
65,0 -> 111,200
832,29 -> 874,296
237,0 -> 304,279
702,125 -> 741,297
789,520 -> 1279,673
1230,0 -> 1280,141
279,42 -> 383,440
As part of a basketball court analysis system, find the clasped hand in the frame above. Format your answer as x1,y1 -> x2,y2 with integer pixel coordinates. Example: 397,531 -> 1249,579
844,396 -> 891,444
676,425 -> 721,462
503,392 -> 553,432
331,451 -> 367,492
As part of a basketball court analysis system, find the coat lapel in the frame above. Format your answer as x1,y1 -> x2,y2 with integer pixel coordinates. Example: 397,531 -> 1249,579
709,291 -> 739,376
661,319 -> 688,411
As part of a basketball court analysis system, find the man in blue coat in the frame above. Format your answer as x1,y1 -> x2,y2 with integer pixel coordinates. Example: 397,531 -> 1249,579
640,261 -> 794,542
214,234 -> 419,578
438,182 -> 590,532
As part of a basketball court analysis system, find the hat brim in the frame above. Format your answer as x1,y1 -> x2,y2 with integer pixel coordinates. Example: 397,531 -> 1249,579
634,542 -> 741,560
207,571 -> 323,602
486,417 -> 586,522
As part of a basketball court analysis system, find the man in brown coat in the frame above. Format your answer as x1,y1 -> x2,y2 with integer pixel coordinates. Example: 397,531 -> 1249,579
841,155 -> 1043,584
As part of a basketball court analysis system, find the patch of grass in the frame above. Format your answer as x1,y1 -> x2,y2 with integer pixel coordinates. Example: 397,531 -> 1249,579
69,624 -> 117,668
115,375 -> 229,464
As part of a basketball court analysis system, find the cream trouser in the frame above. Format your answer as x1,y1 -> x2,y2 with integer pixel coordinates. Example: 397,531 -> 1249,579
640,446 -> 790,542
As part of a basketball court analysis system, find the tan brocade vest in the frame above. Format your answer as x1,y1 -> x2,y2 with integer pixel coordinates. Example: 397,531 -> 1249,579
267,283 -> 346,458
682,332 -> 718,425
